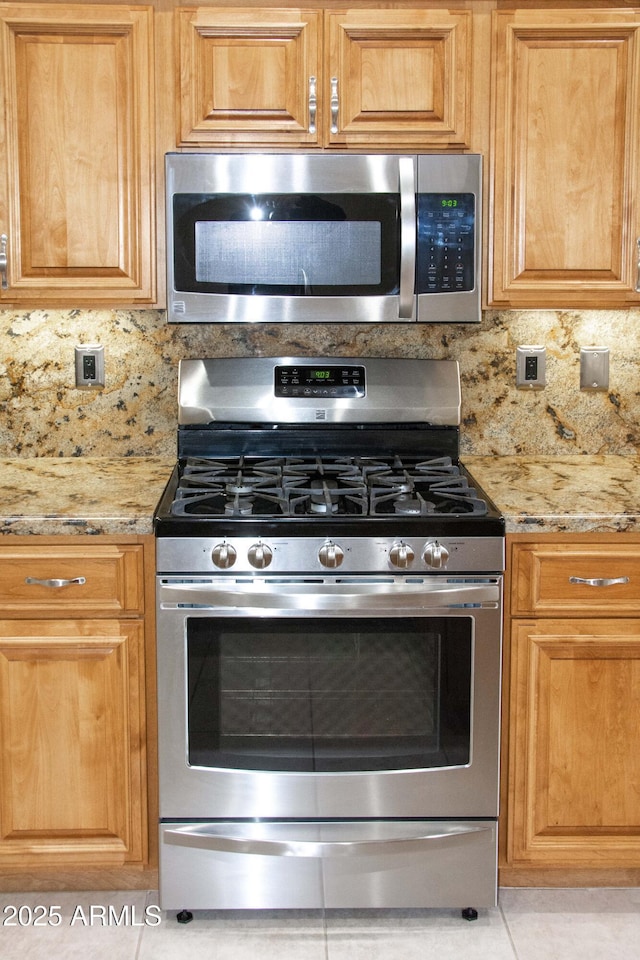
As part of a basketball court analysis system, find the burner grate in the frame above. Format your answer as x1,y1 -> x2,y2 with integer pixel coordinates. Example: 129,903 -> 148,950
169,455 -> 487,519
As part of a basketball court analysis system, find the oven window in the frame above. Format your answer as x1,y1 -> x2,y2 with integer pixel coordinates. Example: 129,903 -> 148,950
186,617 -> 472,773
172,193 -> 400,297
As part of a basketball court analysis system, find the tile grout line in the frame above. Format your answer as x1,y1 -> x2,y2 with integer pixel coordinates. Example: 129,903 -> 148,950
322,907 -> 330,960
498,898 -> 521,960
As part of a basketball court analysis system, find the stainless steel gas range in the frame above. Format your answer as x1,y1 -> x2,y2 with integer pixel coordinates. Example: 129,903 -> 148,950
154,357 -> 504,919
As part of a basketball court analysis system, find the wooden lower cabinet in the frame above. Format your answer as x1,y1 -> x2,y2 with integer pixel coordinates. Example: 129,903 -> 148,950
502,536 -> 640,885
0,537 -> 156,886
0,619 -> 145,866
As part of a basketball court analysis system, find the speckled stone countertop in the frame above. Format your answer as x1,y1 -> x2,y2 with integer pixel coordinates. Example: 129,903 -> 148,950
1,455 -> 638,538
464,455 -> 640,534
0,457 -> 174,535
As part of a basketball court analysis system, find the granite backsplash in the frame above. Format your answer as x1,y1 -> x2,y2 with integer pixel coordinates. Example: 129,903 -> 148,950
1,307 -> 638,458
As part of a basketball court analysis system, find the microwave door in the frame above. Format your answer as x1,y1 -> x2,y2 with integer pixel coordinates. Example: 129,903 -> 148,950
166,153 -> 415,324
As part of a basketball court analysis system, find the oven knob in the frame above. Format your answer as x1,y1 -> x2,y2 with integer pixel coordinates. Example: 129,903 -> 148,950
318,540 -> 344,568
422,541 -> 450,569
248,541 -> 273,569
211,542 -> 237,569
389,541 -> 415,568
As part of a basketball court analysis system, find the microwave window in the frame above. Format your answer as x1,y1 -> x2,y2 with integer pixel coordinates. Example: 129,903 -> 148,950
195,221 -> 381,287
173,193 -> 400,297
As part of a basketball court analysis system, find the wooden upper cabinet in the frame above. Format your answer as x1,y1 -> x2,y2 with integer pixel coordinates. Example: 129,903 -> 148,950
176,7 -> 472,149
490,9 -> 640,307
177,7 -> 322,146
325,9 -> 471,148
0,3 -> 155,305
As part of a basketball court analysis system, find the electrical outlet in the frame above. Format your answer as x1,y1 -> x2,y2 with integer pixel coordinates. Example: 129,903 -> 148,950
75,344 -> 105,388
516,346 -> 546,389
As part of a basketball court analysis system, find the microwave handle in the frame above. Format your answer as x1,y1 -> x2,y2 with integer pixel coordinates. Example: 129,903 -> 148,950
398,158 -> 416,319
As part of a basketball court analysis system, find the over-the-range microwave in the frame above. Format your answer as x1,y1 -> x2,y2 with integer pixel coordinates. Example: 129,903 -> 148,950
165,152 -> 482,324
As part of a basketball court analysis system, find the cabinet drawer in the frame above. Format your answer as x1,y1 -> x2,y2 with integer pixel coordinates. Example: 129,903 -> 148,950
511,542 -> 640,617
0,544 -> 144,616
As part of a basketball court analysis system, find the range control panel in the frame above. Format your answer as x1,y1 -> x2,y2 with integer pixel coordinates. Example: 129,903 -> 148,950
417,193 -> 476,294
274,364 -> 366,399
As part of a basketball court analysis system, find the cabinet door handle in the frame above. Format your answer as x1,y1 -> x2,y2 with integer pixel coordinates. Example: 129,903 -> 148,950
330,76 -> 339,134
0,234 -> 7,290
308,75 -> 317,134
636,238 -> 640,293
569,576 -> 629,587
25,576 -> 87,588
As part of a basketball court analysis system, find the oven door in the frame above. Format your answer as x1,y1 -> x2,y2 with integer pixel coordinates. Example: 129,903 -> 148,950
156,575 -> 502,821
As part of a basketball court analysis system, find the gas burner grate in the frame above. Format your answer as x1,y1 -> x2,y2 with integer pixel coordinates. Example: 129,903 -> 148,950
169,455 -> 488,519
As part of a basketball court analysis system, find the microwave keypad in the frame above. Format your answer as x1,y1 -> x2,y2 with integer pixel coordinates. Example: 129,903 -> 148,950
417,194 -> 475,294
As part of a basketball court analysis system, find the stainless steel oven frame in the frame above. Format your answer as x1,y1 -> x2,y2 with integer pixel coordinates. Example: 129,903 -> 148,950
156,572 -> 503,911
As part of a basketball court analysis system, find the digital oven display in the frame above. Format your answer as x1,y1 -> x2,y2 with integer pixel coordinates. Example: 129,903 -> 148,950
274,364 -> 365,398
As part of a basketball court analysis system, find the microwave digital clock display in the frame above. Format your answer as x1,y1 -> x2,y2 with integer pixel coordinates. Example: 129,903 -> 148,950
275,364 -> 365,398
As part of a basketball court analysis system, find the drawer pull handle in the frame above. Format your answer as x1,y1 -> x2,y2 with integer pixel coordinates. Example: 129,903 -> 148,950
25,576 -> 87,588
569,576 -> 629,587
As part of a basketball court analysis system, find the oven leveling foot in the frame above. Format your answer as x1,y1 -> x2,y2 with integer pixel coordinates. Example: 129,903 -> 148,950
462,907 -> 478,921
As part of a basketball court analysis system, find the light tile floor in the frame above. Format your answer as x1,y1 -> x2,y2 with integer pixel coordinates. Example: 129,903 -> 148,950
1,887 -> 639,959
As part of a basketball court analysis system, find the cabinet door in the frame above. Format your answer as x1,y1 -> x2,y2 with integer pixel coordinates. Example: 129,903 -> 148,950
508,619 -> 640,865
176,7 -> 321,146
0,3 -> 155,304
0,619 -> 146,866
325,9 -> 471,148
490,10 -> 640,307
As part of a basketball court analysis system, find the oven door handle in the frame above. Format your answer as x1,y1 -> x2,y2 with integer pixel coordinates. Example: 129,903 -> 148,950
164,821 -> 495,858
159,579 -> 501,611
